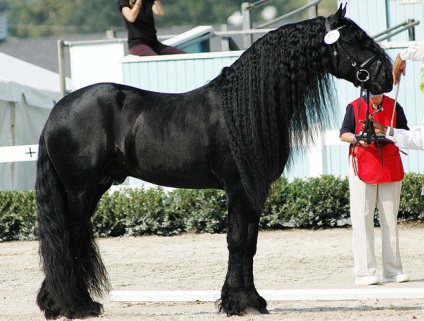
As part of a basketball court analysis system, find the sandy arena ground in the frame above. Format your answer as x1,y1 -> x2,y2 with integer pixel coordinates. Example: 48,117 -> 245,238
2,223 -> 424,321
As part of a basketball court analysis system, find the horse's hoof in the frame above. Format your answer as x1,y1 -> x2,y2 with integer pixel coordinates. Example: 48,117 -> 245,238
258,307 -> 270,314
43,301 -> 102,320
241,306 -> 269,315
64,301 -> 103,319
214,299 -> 228,314
44,308 -> 61,320
242,307 -> 261,315
214,299 -> 221,311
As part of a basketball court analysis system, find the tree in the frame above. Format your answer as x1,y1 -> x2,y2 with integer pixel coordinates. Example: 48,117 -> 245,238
3,0 -> 335,38
4,0 -> 121,37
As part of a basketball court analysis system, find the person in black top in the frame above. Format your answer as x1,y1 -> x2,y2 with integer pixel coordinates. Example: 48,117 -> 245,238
118,0 -> 185,56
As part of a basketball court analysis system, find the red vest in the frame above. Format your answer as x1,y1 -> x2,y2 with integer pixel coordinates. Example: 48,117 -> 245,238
350,96 -> 404,184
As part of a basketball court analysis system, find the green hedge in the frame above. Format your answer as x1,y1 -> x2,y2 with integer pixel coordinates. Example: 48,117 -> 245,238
0,191 -> 37,241
1,174 -> 423,241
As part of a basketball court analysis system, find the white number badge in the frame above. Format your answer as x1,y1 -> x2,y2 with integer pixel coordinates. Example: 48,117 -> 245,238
324,29 -> 340,45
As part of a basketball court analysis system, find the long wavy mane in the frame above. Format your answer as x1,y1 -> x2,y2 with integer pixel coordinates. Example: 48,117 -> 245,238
211,16 -> 338,211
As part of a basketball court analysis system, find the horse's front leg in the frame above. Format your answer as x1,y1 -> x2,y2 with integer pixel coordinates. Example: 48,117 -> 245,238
219,183 -> 267,315
243,216 -> 268,314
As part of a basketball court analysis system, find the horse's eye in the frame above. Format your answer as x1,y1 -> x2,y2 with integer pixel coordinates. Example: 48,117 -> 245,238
339,29 -> 355,42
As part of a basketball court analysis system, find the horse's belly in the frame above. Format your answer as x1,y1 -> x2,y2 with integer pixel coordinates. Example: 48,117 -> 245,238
128,114 -> 228,189
137,175 -> 220,190
132,168 -> 221,190
129,148 -> 222,189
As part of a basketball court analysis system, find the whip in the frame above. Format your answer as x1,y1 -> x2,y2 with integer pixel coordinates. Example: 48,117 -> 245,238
390,78 -> 401,128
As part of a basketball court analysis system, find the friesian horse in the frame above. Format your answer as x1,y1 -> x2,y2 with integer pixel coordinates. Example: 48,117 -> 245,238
36,5 -> 393,319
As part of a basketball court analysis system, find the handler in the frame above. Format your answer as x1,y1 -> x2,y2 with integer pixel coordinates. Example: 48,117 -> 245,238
340,92 -> 410,286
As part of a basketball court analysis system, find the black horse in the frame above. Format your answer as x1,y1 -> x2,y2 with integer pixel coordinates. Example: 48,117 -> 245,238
36,6 -> 393,319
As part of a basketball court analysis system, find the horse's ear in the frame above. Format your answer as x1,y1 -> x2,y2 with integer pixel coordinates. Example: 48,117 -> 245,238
327,3 -> 347,29
341,3 -> 347,17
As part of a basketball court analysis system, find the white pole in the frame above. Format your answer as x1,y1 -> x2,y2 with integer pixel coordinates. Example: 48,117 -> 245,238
110,288 -> 424,302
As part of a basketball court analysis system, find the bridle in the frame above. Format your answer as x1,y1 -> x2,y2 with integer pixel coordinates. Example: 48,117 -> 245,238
324,19 -> 383,88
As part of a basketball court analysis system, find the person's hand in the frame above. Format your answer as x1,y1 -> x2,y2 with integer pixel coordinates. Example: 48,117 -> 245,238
392,53 -> 406,85
369,117 -> 387,135
357,140 -> 370,148
355,120 -> 375,147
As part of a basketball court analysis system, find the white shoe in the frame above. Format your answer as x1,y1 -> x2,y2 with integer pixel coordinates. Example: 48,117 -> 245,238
354,275 -> 380,286
382,274 -> 410,283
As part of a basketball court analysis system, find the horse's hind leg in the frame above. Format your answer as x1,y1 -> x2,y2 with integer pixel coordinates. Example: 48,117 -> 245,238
37,183 -> 110,320
219,183 -> 267,315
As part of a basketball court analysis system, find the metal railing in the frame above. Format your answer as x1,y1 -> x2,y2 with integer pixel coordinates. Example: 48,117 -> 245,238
241,0 -> 321,48
373,19 -> 420,42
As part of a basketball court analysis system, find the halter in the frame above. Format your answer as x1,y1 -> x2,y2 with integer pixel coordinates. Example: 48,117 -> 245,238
324,19 -> 383,88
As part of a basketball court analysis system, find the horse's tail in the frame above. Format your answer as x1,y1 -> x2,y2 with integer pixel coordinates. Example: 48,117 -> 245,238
36,132 -> 109,316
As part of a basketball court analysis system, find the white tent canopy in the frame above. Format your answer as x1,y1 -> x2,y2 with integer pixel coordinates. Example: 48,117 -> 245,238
0,52 -> 65,107
0,52 -> 68,190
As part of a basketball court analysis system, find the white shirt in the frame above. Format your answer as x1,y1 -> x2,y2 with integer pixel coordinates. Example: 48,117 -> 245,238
386,126 -> 424,150
387,45 -> 424,149
400,43 -> 424,62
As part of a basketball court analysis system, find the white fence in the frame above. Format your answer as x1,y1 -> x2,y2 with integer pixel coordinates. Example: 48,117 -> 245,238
0,145 -> 38,163
0,145 -> 39,190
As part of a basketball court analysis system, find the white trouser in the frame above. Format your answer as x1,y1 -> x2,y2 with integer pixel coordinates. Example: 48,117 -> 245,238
349,160 -> 403,278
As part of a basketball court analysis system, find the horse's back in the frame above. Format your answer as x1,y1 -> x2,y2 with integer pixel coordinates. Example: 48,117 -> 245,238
47,83 -> 154,125
43,82 -> 173,147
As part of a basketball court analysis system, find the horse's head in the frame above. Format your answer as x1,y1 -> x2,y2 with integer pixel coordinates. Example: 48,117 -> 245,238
324,4 -> 393,94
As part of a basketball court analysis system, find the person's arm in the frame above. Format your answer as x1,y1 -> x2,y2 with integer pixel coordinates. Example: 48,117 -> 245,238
393,44 -> 424,85
387,127 -> 424,150
339,105 -> 370,147
339,105 -> 355,142
121,0 -> 142,23
340,105 -> 363,146
372,119 -> 424,150
153,0 -> 164,16
400,44 -> 424,62
340,132 -> 357,145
